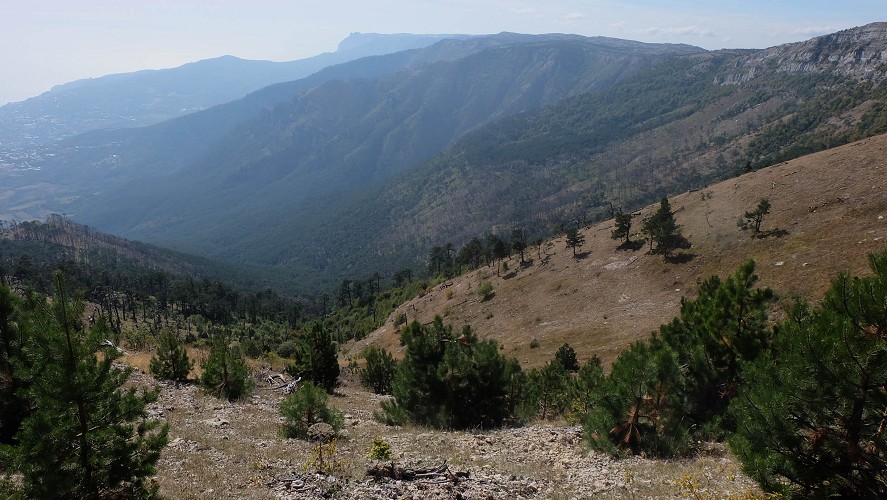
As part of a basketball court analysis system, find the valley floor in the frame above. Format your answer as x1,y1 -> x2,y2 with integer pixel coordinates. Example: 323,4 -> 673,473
137,368 -> 762,499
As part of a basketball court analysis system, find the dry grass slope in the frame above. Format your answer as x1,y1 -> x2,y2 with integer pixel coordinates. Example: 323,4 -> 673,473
347,132 -> 887,368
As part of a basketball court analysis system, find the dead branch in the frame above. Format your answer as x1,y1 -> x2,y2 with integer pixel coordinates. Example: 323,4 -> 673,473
367,460 -> 469,483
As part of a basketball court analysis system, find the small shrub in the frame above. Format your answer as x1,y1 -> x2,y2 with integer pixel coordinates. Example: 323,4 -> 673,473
375,399 -> 408,426
123,324 -> 154,350
477,281 -> 494,301
368,436 -> 393,461
200,336 -> 252,401
276,339 -> 299,359
529,338 -> 540,349
394,313 -> 407,326
360,346 -> 397,395
346,356 -> 360,375
305,438 -> 349,477
281,381 -> 344,440
149,330 -> 193,383
445,289 -> 454,300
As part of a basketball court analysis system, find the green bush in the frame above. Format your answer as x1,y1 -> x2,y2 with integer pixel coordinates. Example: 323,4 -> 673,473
381,317 -> 520,429
360,346 -> 397,395
200,336 -> 252,401
276,339 -> 299,359
585,339 -> 689,457
368,436 -> 393,461
149,330 -> 193,383
526,359 -> 570,420
477,281 -> 494,301
286,323 -> 340,393
554,343 -> 579,371
567,356 -> 604,424
280,381 -> 344,440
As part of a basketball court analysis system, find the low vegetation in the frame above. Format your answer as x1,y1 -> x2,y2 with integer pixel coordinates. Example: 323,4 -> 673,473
280,381 -> 344,440
150,330 -> 193,383
200,336 -> 252,401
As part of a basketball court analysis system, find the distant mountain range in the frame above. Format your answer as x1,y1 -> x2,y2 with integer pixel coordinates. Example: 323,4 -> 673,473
1,24 -> 885,294
0,32 -> 468,148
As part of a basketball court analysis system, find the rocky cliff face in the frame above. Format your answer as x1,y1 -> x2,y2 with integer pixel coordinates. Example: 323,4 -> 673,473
720,22 -> 887,84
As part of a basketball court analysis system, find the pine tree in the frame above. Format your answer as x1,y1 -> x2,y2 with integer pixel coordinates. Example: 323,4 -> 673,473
568,356 -> 604,421
739,198 -> 771,234
280,381 -> 343,440
382,317 -> 519,429
530,359 -> 569,420
585,339 -> 688,456
510,228 -> 527,263
730,250 -> 887,497
201,334 -> 252,401
611,209 -> 633,245
359,346 -> 396,395
287,323 -> 340,393
658,260 -> 773,435
642,197 -> 689,257
149,330 -> 193,383
0,286 -> 29,445
13,271 -> 168,498
554,343 -> 579,371
565,228 -> 585,257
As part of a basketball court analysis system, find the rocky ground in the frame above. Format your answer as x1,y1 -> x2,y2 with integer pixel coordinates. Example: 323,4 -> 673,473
133,368 -> 764,499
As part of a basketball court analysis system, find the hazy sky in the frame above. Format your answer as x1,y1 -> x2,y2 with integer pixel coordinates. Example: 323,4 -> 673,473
1,1 -> 883,105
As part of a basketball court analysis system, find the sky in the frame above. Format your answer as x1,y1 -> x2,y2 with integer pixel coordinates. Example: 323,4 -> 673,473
1,0 -> 883,106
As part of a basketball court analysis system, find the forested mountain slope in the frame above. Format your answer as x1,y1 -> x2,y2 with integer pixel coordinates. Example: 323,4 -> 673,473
6,25 -> 887,295
314,23 -> 887,282
1,33 -> 696,226
18,35 -> 701,292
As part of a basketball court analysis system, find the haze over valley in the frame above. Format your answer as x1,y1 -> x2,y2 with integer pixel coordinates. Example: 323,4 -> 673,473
1,5 -> 886,498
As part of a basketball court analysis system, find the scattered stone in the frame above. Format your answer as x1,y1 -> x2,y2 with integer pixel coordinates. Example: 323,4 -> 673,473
202,416 -> 230,428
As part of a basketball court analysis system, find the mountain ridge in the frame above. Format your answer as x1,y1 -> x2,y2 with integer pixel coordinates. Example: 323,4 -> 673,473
38,35 -> 702,258
2,25 -> 886,294
0,32 -> 466,147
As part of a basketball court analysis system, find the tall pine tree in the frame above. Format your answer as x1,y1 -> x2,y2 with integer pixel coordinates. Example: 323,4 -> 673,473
0,286 -> 29,445
12,271 -> 168,498
642,197 -> 689,257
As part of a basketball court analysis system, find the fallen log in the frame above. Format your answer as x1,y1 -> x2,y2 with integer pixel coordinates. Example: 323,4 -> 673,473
367,460 -> 469,483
